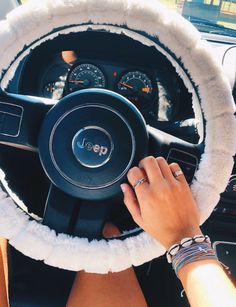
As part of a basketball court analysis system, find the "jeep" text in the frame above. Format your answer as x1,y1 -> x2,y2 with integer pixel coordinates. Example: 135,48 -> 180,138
77,138 -> 108,156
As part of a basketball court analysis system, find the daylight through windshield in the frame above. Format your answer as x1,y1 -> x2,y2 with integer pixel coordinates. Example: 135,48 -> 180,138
159,0 -> 236,35
20,0 -> 236,36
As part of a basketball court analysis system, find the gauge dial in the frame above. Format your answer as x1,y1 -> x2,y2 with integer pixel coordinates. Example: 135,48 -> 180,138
118,71 -> 153,97
43,81 -> 56,98
42,73 -> 67,100
68,63 -> 106,93
43,80 -> 65,99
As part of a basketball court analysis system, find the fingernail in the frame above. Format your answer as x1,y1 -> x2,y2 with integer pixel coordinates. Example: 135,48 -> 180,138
120,184 -> 126,193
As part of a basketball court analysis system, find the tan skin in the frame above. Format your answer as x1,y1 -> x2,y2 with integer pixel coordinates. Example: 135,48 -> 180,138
122,156 -> 201,249
0,225 -> 147,307
121,156 -> 236,307
0,237 -> 8,307
1,156 -> 236,306
67,223 -> 147,307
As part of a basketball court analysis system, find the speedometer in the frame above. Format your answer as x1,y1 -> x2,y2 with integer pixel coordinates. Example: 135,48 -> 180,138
67,63 -> 106,93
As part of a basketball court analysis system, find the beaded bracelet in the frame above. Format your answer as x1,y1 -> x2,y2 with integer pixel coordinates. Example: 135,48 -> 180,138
172,242 -> 218,277
166,235 -> 218,277
166,235 -> 211,263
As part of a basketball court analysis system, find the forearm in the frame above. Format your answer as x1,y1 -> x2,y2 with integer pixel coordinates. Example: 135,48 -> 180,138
179,259 -> 236,307
122,157 -> 236,307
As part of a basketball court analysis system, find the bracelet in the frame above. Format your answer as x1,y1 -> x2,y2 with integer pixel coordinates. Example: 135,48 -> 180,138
172,242 -> 218,277
166,234 -> 210,263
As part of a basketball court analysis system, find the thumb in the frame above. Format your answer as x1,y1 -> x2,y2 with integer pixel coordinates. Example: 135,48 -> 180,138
120,184 -> 143,226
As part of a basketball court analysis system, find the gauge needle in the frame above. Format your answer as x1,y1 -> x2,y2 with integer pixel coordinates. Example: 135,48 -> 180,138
120,82 -> 151,94
119,82 -> 134,89
142,87 -> 151,93
69,80 -> 85,84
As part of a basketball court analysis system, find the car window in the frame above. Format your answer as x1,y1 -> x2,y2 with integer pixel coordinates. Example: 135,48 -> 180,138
159,0 -> 236,36
19,0 -> 236,37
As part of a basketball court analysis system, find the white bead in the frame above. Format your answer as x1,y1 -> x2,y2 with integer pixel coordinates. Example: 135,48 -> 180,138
168,243 -> 178,254
182,239 -> 193,247
180,237 -> 191,245
193,235 -> 204,239
170,245 -> 180,256
194,236 -> 205,243
166,253 -> 172,263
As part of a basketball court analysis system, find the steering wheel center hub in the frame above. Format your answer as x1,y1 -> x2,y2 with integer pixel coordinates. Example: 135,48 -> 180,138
38,89 -> 148,200
72,126 -> 114,168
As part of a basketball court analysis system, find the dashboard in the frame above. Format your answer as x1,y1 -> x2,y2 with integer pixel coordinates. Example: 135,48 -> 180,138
1,0 -> 236,305
1,21 -> 236,307
4,30 -> 236,228
29,53 -> 159,114
11,31 -> 196,142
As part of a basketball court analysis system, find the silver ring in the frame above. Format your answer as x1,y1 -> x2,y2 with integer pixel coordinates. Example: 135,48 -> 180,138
133,177 -> 148,189
173,170 -> 183,178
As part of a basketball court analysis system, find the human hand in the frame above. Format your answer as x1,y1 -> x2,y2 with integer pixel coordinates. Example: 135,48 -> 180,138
121,156 -> 202,249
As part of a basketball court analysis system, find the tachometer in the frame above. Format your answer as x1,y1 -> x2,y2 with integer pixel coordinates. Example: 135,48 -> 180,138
67,63 -> 106,93
118,71 -> 153,97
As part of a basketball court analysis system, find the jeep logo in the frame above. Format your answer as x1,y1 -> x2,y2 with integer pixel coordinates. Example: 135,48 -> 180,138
77,138 -> 108,156
72,126 -> 113,168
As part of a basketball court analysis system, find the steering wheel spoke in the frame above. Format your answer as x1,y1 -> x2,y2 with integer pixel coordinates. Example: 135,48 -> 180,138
0,91 -> 53,151
43,184 -> 111,240
148,125 -> 203,183
42,184 -> 80,234
72,200 -> 111,241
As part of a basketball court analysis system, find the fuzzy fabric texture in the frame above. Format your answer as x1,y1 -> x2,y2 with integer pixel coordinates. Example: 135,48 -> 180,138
0,0 -> 235,273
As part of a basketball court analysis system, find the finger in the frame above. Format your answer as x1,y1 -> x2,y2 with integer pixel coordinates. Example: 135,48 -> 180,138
120,184 -> 143,226
169,163 -> 187,184
127,167 -> 149,191
139,156 -> 164,183
156,157 -> 176,182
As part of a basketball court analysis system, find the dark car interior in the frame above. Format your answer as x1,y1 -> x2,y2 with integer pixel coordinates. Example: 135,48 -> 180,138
0,1 -> 236,305
0,28 -> 234,306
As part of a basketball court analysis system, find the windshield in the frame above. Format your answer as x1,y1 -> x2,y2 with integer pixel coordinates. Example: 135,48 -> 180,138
159,0 -> 236,36
20,0 -> 236,37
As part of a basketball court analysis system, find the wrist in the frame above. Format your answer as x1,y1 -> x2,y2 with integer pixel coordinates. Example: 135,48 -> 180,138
178,258 -> 220,280
166,235 -> 218,278
164,227 -> 203,250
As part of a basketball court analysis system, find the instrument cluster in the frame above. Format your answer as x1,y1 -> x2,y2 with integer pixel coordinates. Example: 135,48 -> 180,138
39,51 -> 157,114
19,45 -> 193,125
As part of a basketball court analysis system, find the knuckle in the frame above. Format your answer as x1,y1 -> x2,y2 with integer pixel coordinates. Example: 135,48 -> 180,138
138,158 -> 145,167
139,156 -> 155,166
171,182 -> 181,192
170,162 -> 179,169
161,183 -> 170,193
156,156 -> 165,163
147,156 -> 156,162
128,166 -> 139,178
149,187 -> 160,198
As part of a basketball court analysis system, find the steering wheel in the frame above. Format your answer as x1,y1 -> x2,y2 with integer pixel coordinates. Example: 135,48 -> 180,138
0,0 -> 235,273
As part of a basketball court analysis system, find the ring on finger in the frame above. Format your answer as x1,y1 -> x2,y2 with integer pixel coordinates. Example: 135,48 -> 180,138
133,177 -> 148,189
173,170 -> 183,178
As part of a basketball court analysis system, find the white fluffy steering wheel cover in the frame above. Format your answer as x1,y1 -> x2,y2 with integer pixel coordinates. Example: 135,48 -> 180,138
0,0 -> 235,273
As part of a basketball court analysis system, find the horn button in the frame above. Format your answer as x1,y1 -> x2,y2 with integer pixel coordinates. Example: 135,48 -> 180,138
38,89 -> 148,200
72,126 -> 114,168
